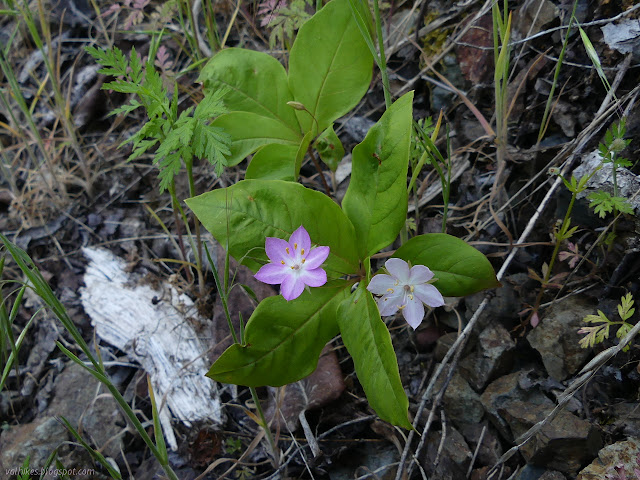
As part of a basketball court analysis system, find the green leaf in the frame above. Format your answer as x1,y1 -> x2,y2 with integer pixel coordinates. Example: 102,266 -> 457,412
337,283 -> 411,428
314,124 -> 345,171
342,92 -> 413,259
212,112 -> 302,166
198,48 -> 301,133
186,179 -> 360,276
288,0 -> 373,133
393,233 -> 500,297
587,191 -> 614,218
246,143 -> 298,181
207,281 -> 350,387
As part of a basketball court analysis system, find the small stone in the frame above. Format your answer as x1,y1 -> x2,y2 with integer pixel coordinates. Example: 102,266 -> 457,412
527,296 -> 595,381
435,369 -> 484,426
460,323 -> 516,390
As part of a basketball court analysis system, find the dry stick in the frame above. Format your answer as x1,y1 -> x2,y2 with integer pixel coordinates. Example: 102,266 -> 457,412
466,424 -> 487,479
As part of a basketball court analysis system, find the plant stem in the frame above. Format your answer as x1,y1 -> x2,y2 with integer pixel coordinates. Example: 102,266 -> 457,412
169,182 -> 194,284
250,386 -> 280,468
308,146 -> 332,196
372,0 -> 391,108
529,191 -> 577,322
186,161 -> 206,297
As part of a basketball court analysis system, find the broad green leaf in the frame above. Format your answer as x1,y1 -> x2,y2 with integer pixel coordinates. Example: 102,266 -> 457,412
212,112 -> 302,166
186,179 -> 360,276
393,234 -> 500,297
198,48 -> 301,133
246,143 -> 298,181
288,0 -> 373,134
314,125 -> 344,171
207,281 -> 350,387
337,283 -> 411,428
342,92 -> 413,259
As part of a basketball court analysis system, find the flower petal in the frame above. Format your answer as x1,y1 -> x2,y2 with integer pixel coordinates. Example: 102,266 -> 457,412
366,274 -> 398,295
402,297 -> 425,329
281,274 -> 306,301
255,263 -> 289,285
413,283 -> 445,308
408,265 -> 434,284
289,225 -> 311,255
385,258 -> 410,283
304,246 -> 330,269
300,267 -> 327,287
377,292 -> 404,316
265,237 -> 293,264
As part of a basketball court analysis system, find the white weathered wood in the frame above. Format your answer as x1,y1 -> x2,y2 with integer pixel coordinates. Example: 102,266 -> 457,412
80,247 -> 224,451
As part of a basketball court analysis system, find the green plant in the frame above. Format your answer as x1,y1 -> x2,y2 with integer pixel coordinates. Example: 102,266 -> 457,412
258,0 -> 313,49
587,119 -> 634,220
199,0 -> 373,183
579,292 -> 636,352
85,42 -> 231,296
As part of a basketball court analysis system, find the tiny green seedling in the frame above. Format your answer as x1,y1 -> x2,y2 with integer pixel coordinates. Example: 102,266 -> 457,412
579,293 -> 636,352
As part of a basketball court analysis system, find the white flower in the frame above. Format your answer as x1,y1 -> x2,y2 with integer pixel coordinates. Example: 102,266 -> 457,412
367,258 -> 445,329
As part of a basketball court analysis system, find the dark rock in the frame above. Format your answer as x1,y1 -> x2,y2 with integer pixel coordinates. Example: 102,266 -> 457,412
423,425 -> 472,480
527,296 -> 595,381
500,401 -> 601,474
577,437 -> 640,480
610,403 -> 640,437
456,15 -> 494,85
460,322 -> 516,390
515,465 -> 547,480
481,371 -> 553,441
434,368 -> 484,426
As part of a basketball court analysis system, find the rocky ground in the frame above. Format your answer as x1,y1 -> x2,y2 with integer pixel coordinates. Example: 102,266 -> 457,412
1,0 -> 640,479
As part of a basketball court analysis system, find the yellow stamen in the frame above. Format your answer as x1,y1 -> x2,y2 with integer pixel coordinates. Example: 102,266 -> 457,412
394,280 -> 399,286
410,285 -> 414,292
281,260 -> 285,265
286,247 -> 290,254
294,243 -> 298,250
386,288 -> 394,293
302,258 -> 306,264
408,294 -> 414,301
291,266 -> 295,270
301,248 -> 305,255
398,304 -> 406,310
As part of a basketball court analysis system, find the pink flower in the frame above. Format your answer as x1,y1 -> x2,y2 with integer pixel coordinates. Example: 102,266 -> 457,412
367,258 -> 445,329
255,226 -> 330,301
